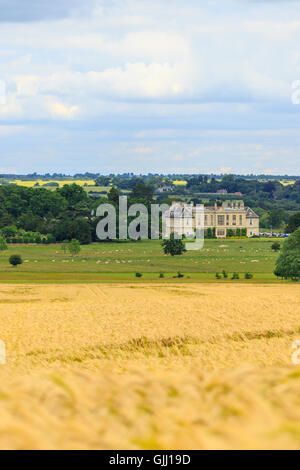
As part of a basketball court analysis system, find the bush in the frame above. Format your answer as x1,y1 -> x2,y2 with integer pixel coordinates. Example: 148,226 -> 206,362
161,233 -> 186,256
231,272 -> 240,280
222,270 -> 228,278
0,235 -> 7,251
1,225 -> 17,238
271,241 -> 280,252
135,272 -> 142,278
159,272 -> 164,278
46,234 -> 56,244
216,272 -> 222,279
9,254 -> 23,267
68,239 -> 81,256
245,272 -> 253,279
174,271 -> 184,278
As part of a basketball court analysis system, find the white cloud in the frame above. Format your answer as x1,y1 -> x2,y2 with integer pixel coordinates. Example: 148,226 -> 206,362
0,0 -> 300,173
133,147 -> 152,154
47,100 -> 79,119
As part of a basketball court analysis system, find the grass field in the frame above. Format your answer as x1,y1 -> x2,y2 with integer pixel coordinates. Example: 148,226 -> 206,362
0,239 -> 283,283
0,282 -> 299,450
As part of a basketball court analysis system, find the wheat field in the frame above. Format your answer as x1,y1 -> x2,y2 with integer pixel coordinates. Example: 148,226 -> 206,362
0,283 -> 300,450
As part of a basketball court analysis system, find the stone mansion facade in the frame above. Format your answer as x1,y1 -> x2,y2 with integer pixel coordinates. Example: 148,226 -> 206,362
165,200 -> 259,239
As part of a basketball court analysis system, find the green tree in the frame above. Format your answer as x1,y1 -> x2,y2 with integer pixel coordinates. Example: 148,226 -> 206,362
1,225 -> 17,239
107,187 -> 120,206
131,182 -> 154,202
9,254 -> 22,267
95,176 -> 110,187
271,241 -> 281,252
231,272 -> 240,279
274,227 -> 300,280
68,239 -> 81,256
287,212 -> 300,233
268,208 -> 286,228
0,235 -> 7,251
162,233 -> 186,256
57,183 -> 87,205
29,189 -> 68,217
53,218 -> 91,244
61,240 -> 68,254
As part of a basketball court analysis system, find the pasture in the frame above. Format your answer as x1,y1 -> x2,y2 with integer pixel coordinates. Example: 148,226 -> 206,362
0,238 -> 282,283
0,282 -> 299,449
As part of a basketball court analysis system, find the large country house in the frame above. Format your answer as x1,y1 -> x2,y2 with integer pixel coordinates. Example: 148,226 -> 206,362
165,200 -> 259,239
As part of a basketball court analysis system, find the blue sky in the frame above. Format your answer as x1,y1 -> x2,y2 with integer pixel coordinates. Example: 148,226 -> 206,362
0,0 -> 300,175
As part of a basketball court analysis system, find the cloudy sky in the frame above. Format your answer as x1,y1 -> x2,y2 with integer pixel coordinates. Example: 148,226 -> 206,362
0,0 -> 300,175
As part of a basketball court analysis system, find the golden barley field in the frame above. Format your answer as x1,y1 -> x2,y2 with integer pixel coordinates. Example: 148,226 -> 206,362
0,283 -> 300,450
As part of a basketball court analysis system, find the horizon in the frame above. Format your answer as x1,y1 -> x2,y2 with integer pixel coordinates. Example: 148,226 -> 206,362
0,172 -> 300,178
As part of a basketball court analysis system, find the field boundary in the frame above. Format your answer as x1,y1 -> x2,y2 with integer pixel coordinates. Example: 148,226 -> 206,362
0,272 -> 293,284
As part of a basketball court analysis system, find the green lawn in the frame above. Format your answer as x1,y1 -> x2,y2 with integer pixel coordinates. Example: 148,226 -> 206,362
0,238 -> 285,283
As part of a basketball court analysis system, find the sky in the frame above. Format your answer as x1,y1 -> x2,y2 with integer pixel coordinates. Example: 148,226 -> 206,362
0,0 -> 300,175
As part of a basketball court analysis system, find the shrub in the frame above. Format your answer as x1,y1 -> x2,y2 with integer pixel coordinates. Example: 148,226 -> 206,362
222,270 -> 228,278
173,271 -> 184,278
271,241 -> 281,252
135,272 -> 142,278
0,235 -> 7,251
68,239 -> 81,256
245,272 -> 253,279
46,234 -> 56,244
61,241 -> 68,254
9,254 -> 23,267
1,225 -> 17,238
159,272 -> 164,278
161,233 -> 186,256
216,272 -> 222,279
231,272 -> 240,280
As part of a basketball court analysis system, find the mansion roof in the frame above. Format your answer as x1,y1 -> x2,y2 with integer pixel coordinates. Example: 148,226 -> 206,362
166,201 -> 259,219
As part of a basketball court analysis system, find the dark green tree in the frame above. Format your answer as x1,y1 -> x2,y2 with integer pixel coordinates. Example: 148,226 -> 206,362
274,227 -> 300,280
131,182 -> 154,202
162,233 -> 186,256
0,235 -> 7,251
287,212 -> 300,233
271,241 -> 281,252
57,183 -> 87,205
68,239 -> 81,256
9,254 -> 22,267
95,176 -> 110,186
107,187 -> 120,206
